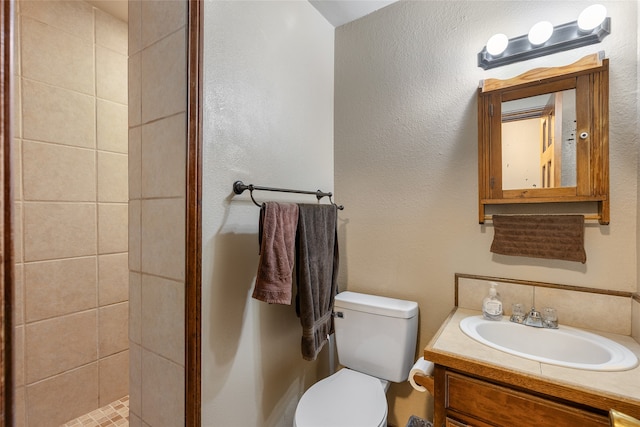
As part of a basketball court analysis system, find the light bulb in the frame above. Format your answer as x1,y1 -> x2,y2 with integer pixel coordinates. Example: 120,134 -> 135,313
528,21 -> 554,46
578,4 -> 607,32
486,33 -> 509,56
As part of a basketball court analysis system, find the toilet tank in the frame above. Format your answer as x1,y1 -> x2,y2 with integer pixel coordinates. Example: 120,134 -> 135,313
333,291 -> 419,383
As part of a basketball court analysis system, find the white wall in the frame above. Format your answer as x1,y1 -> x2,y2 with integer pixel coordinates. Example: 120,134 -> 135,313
634,0 -> 640,343
201,1 -> 334,425
335,1 -> 637,424
502,119 -> 541,189
637,0 -> 640,296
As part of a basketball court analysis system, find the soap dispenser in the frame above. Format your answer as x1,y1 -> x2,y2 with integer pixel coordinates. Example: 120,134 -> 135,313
482,283 -> 503,320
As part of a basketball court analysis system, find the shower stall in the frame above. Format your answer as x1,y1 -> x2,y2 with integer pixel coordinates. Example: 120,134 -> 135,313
12,1 -> 129,424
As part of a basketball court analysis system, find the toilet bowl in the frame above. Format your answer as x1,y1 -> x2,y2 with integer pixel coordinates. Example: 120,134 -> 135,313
293,291 -> 419,427
293,368 -> 387,427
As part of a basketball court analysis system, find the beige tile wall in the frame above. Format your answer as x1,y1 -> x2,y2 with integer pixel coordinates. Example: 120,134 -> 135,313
128,1 -> 188,425
13,1 -> 129,425
457,276 -> 634,336
633,298 -> 640,342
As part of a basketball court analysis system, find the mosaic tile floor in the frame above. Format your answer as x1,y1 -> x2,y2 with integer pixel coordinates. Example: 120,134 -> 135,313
61,396 -> 129,427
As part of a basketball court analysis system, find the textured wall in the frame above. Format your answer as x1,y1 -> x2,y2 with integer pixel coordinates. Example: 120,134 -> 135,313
335,1 -> 638,424
201,1 -> 334,425
13,1 -> 128,424
634,2 -> 640,343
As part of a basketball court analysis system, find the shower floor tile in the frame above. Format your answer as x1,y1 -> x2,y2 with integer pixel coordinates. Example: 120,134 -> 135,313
61,396 -> 129,427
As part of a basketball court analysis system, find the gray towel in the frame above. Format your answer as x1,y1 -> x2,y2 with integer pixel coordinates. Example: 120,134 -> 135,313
295,204 -> 339,361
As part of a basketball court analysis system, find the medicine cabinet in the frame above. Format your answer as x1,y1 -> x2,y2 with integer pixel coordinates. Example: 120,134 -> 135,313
477,53 -> 609,224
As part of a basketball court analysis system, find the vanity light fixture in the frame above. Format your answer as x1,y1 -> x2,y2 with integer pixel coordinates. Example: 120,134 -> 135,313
478,5 -> 610,70
486,33 -> 509,56
578,4 -> 607,32
528,21 -> 554,46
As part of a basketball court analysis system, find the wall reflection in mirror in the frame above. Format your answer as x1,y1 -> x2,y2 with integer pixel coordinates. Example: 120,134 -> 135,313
501,90 -> 576,190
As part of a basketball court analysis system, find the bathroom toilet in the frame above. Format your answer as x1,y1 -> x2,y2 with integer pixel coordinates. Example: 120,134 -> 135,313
294,291 -> 419,427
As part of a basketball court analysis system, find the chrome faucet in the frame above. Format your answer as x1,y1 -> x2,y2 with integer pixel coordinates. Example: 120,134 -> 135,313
523,307 -> 544,328
510,305 -> 558,328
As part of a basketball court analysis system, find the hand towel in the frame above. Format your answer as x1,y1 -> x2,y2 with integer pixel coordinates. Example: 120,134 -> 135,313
490,214 -> 586,263
252,202 -> 299,305
295,204 -> 339,361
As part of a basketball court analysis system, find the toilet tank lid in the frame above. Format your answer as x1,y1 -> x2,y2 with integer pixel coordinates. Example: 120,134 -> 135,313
334,291 -> 418,319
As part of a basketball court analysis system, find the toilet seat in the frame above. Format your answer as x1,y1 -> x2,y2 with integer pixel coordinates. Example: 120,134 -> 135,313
294,368 -> 387,427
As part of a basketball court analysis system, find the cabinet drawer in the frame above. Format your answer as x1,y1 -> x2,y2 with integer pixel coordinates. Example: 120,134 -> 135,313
445,372 -> 609,427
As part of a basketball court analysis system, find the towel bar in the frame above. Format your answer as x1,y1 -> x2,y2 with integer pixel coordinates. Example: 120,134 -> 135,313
483,213 -> 601,222
233,180 -> 344,210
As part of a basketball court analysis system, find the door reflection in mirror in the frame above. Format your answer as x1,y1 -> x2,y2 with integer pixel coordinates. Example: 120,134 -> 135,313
501,89 -> 576,190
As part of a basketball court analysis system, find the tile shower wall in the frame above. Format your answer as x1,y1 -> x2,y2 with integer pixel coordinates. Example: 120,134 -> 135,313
12,1 -> 128,425
128,1 -> 188,426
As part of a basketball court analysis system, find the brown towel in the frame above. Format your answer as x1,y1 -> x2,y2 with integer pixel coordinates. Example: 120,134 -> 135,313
252,202 -> 299,305
295,204 -> 339,361
490,215 -> 586,263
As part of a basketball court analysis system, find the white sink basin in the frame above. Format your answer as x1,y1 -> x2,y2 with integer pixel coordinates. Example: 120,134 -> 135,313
460,315 -> 638,371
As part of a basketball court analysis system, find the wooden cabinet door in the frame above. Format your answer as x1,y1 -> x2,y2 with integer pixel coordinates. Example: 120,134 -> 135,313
446,418 -> 470,427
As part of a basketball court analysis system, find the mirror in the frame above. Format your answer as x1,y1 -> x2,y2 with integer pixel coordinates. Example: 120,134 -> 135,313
478,53 -> 609,224
501,89 -> 577,190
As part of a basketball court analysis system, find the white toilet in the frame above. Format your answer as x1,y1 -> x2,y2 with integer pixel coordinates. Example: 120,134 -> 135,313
294,291 -> 419,427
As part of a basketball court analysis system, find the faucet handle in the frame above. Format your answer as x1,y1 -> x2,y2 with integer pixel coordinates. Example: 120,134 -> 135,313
509,303 -> 526,324
541,307 -> 558,329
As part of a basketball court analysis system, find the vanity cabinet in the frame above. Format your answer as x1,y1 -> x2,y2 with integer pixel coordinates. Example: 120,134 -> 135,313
434,367 -> 609,427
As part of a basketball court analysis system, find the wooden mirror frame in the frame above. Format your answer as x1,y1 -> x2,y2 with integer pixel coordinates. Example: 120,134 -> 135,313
478,53 -> 609,225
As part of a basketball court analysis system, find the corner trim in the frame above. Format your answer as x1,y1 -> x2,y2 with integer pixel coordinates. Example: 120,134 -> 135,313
1,1 -> 14,425
185,0 -> 203,425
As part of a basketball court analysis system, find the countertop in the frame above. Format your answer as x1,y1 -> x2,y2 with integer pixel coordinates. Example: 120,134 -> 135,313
424,307 -> 640,417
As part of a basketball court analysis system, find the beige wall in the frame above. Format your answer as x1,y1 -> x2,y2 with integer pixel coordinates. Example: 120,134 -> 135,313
200,1 -> 334,425
501,118 -> 541,190
335,1 -> 637,425
12,1 -> 128,425
127,1 -> 188,426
